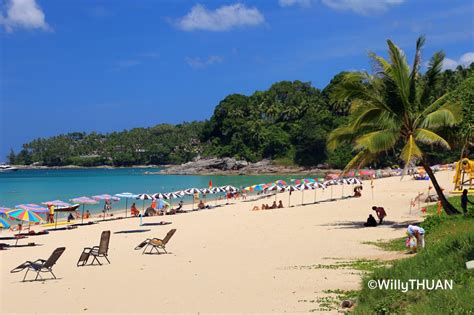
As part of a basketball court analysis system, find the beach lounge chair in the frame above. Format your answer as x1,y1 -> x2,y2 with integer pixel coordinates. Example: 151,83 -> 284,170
77,231 -> 111,266
11,247 -> 65,281
135,229 -> 176,254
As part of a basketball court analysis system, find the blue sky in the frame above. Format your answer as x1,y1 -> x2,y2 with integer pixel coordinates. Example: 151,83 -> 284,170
1,0 -> 473,162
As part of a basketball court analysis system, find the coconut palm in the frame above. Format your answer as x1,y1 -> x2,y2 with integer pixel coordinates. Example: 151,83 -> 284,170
327,36 -> 461,215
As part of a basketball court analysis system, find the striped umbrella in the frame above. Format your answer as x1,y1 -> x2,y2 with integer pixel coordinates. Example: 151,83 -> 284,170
163,192 -> 183,209
153,193 -> 168,199
7,208 -> 43,232
295,183 -> 314,205
287,185 -> 300,207
265,184 -> 287,202
7,208 -> 43,222
310,182 -> 326,203
115,192 -> 138,218
70,196 -> 98,224
0,216 -> 10,229
136,194 -> 154,214
16,204 -> 48,213
184,188 -> 200,210
220,185 -> 238,192
323,180 -> 338,200
275,180 -> 287,186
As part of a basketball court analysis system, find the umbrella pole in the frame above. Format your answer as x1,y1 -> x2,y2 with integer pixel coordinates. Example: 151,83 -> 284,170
55,212 -> 58,229
301,190 -> 304,205
331,186 -> 333,200
289,191 -> 291,207
314,189 -> 317,203
125,199 -> 128,218
342,185 -> 344,199
81,204 -> 85,224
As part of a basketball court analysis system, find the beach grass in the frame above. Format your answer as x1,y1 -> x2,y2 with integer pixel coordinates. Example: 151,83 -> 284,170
353,197 -> 474,314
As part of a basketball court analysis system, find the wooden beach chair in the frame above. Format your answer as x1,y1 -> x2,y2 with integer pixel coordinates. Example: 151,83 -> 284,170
135,229 -> 176,254
11,247 -> 66,281
77,231 -> 111,266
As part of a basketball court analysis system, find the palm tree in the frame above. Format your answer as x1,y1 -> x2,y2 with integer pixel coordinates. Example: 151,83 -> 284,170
327,36 -> 461,215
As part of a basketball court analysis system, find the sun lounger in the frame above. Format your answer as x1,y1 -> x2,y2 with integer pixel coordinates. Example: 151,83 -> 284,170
11,247 -> 65,281
135,229 -> 176,254
77,231 -> 111,266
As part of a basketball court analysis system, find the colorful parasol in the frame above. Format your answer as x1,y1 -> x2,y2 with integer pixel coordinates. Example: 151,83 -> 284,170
7,208 -> 43,223
70,196 -> 98,224
0,216 -> 10,228
115,193 -> 138,218
15,204 -> 48,213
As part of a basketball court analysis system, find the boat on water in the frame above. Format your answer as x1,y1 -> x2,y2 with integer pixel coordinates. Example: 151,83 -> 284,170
0,164 -> 18,172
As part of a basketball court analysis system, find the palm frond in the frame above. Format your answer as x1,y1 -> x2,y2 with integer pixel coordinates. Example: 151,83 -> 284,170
414,128 -> 450,149
420,51 -> 445,105
409,36 -> 425,103
420,101 -> 462,129
354,129 -> 400,153
400,135 -> 423,166
386,40 -> 411,108
342,149 -> 378,173
327,126 -> 356,151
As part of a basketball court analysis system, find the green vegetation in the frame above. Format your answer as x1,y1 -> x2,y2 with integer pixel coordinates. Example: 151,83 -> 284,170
362,238 -> 406,252
7,38 -> 473,168
327,36 -> 467,214
354,197 -> 474,314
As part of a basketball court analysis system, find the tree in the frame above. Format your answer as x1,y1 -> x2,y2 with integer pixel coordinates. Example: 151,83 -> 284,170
327,36 -> 462,215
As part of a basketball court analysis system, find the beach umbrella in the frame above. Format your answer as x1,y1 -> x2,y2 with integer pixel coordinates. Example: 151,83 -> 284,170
15,204 -> 48,213
347,177 -> 363,185
165,192 -> 184,209
7,208 -> 43,233
115,192 -> 137,218
153,193 -> 168,200
184,188 -> 200,210
0,206 -> 11,214
337,178 -> 351,198
265,184 -> 286,202
41,200 -> 73,229
323,179 -> 338,200
275,180 -> 287,186
220,185 -> 238,192
92,194 -> 120,202
296,183 -> 313,205
0,216 -> 10,229
287,185 -> 300,207
136,194 -> 154,214
70,196 -> 98,224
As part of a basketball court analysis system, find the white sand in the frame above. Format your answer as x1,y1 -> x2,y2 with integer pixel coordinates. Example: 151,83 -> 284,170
0,171 -> 454,314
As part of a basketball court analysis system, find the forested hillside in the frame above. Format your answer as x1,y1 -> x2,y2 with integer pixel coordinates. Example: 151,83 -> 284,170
8,64 -> 473,167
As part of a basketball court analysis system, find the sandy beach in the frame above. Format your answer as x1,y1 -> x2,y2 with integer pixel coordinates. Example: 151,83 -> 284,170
0,171 -> 454,314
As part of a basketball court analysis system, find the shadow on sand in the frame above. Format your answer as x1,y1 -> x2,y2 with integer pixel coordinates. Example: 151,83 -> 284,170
323,220 -> 422,230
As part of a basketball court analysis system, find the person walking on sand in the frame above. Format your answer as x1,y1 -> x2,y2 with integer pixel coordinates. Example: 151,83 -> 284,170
461,189 -> 473,215
372,206 -> 386,224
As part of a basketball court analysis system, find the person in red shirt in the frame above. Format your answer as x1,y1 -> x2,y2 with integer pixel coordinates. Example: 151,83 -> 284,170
372,206 -> 387,224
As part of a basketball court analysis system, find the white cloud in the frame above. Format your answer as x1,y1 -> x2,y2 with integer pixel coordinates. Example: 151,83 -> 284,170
441,52 -> 474,70
176,3 -> 264,31
0,0 -> 51,32
185,55 -> 223,69
459,52 -> 474,67
321,0 -> 404,15
279,0 -> 312,7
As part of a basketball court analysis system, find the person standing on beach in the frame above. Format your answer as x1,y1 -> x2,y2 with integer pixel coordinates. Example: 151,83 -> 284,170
461,189 -> 473,215
372,206 -> 386,224
48,204 -> 55,223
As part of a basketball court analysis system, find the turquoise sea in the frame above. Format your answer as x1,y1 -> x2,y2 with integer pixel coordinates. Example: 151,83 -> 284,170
0,168 -> 303,216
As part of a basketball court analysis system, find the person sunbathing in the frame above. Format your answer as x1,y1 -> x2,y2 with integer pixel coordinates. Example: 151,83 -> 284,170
278,200 -> 284,208
252,205 -> 260,211
270,201 -> 277,209
198,200 -> 206,209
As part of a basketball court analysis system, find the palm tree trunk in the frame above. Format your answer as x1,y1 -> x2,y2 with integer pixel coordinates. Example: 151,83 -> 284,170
421,161 -> 460,215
